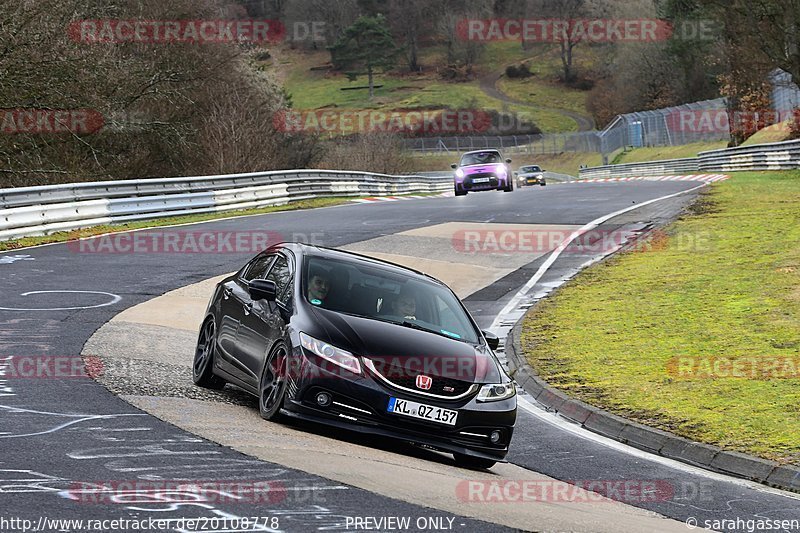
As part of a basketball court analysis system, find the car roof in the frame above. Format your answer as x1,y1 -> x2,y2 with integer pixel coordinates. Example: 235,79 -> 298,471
267,242 -> 445,286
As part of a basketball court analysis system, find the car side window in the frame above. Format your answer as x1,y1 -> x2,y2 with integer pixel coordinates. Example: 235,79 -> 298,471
242,255 -> 274,282
264,256 -> 292,304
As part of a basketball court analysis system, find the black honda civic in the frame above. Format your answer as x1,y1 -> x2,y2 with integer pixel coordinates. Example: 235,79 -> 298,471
193,242 -> 516,468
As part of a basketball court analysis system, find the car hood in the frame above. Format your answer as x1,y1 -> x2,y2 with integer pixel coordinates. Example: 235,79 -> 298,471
307,306 -> 503,384
520,172 -> 543,177
460,163 -> 507,175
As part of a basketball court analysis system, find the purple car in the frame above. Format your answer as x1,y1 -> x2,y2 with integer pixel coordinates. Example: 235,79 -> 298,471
451,150 -> 514,196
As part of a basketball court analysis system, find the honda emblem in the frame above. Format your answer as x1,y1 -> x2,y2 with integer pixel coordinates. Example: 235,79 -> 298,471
415,374 -> 433,390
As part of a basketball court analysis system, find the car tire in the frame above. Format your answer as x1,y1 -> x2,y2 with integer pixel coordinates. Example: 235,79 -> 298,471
192,318 -> 226,390
455,188 -> 467,196
540,182 -> 546,186
259,344 -> 288,421
453,452 -> 497,470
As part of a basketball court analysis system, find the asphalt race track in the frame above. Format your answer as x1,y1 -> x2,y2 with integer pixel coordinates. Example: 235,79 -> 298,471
2,181 -> 799,532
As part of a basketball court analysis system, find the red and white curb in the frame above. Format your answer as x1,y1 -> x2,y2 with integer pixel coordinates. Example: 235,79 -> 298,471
570,174 -> 729,184
351,193 -> 450,203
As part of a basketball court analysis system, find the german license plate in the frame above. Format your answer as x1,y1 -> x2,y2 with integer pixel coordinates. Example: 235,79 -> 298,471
387,398 -> 458,426
472,177 -> 490,183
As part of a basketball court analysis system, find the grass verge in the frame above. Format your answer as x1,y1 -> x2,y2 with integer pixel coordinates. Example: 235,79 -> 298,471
520,171 -> 800,464
612,141 -> 729,165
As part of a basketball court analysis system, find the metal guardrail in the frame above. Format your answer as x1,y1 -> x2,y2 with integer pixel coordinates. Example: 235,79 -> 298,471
697,139 -> 800,171
0,169 -> 452,241
578,138 -> 800,179
577,158 -> 700,180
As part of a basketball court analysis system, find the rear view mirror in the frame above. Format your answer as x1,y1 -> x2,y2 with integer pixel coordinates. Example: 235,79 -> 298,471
482,330 -> 500,350
249,279 -> 277,301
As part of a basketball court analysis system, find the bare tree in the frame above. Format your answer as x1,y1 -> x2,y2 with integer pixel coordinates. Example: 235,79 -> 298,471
386,0 -> 436,72
541,0 -> 608,82
318,132 -> 410,175
700,0 -> 800,83
283,0 -> 359,48
434,0 -> 491,72
0,0 -> 322,187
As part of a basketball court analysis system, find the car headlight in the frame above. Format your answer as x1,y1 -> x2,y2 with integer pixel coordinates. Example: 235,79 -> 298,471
455,168 -> 465,178
476,382 -> 516,402
300,332 -> 361,374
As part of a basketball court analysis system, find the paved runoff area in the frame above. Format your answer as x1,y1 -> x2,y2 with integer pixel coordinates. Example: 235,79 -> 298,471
84,221 -> 689,532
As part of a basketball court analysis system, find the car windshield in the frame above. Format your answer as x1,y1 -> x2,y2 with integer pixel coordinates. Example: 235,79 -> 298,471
460,151 -> 501,166
521,165 -> 541,172
303,256 -> 480,344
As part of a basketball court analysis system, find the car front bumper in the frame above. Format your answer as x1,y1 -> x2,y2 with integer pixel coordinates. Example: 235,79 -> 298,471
455,173 -> 509,192
519,175 -> 544,185
284,348 -> 517,460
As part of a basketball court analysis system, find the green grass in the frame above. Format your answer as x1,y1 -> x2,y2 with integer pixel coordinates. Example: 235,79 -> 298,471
520,171 -> 800,463
613,141 -> 729,164
477,41 -> 543,69
0,196 -> 364,251
497,77 -> 588,115
277,44 -> 588,133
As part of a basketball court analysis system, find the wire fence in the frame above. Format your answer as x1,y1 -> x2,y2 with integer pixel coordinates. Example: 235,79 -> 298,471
404,98 -> 730,157
597,98 -> 730,156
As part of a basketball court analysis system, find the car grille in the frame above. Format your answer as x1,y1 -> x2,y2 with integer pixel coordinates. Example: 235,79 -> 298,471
370,361 -> 475,399
465,173 -> 499,189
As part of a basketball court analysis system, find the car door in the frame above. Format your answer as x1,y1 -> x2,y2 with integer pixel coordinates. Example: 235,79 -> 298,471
235,253 -> 294,385
216,254 -> 275,383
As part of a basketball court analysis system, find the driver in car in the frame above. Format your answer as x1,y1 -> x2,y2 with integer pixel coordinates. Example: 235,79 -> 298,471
390,288 -> 417,320
307,268 -> 330,305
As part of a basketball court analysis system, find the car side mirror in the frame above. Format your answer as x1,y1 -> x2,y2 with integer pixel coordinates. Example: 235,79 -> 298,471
451,164 -> 458,169
513,171 -> 518,177
249,279 -> 277,301
482,330 -> 500,350
505,158 -> 512,164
